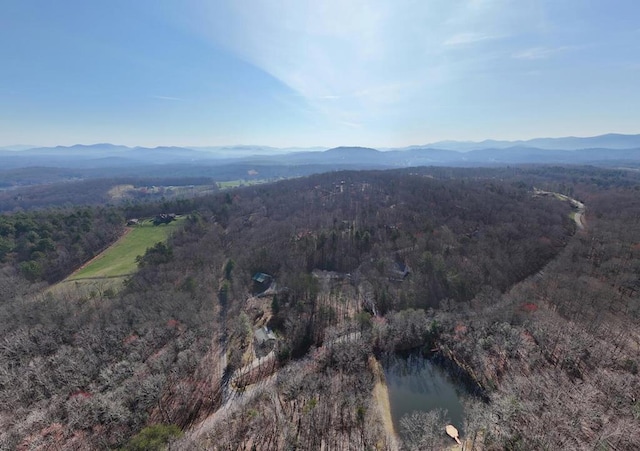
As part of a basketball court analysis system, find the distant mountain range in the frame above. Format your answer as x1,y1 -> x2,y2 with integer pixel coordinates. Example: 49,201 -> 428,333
415,133 -> 640,152
1,134 -> 639,184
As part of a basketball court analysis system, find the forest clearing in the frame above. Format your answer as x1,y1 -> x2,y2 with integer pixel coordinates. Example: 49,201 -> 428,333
52,217 -> 184,296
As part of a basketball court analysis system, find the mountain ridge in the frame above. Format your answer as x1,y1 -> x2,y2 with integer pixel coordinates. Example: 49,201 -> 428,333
6,133 -> 640,155
1,135 -> 639,174
418,133 -> 640,151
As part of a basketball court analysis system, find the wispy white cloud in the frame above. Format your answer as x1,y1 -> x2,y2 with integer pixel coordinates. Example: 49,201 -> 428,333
6,0 -> 640,148
151,95 -> 184,101
175,0 -> 569,138
512,46 -> 570,60
443,32 -> 499,46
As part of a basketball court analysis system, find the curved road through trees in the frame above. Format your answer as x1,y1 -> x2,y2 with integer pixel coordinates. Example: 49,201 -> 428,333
534,188 -> 586,230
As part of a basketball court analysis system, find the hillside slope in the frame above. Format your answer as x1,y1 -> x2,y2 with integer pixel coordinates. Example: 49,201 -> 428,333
0,166 -> 638,449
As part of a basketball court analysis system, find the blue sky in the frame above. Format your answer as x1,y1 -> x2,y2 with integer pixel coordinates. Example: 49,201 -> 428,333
1,0 -> 639,148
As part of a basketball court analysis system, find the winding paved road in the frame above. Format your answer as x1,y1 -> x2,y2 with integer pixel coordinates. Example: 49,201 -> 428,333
534,188 -> 586,230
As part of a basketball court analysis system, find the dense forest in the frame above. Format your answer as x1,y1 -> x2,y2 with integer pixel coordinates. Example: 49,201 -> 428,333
0,166 -> 638,449
0,207 -> 123,283
0,177 -> 220,213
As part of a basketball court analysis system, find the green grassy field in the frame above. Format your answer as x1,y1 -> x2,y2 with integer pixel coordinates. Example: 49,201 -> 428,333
217,178 -> 275,189
66,217 -> 184,281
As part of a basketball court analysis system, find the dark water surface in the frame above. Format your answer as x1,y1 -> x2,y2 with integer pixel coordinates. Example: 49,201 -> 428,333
383,353 -> 466,434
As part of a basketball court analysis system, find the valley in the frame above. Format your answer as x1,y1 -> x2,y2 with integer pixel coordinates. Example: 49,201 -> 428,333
5,2 -> 640,448
0,165 -> 638,450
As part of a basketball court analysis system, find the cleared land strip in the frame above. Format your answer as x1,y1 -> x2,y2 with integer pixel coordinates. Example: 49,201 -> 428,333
68,219 -> 182,280
52,218 -> 183,295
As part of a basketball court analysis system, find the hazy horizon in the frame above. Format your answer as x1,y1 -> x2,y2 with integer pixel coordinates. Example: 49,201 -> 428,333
3,131 -> 640,153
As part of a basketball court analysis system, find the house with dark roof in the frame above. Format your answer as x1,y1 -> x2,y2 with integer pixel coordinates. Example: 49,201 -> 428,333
387,258 -> 411,281
252,273 -> 272,284
252,272 -> 273,293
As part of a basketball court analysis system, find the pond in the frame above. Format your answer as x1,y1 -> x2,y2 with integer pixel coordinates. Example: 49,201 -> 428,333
383,353 -> 467,436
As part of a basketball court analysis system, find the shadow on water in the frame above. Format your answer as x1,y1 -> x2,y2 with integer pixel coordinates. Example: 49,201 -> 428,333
382,352 -> 469,437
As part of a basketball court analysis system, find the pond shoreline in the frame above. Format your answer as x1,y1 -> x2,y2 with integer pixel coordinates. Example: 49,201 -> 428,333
382,349 -> 485,447
431,349 -> 490,402
370,356 -> 399,451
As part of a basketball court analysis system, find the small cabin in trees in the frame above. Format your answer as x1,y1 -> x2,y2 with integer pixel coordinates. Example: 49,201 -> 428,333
388,260 -> 411,281
252,272 -> 273,293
